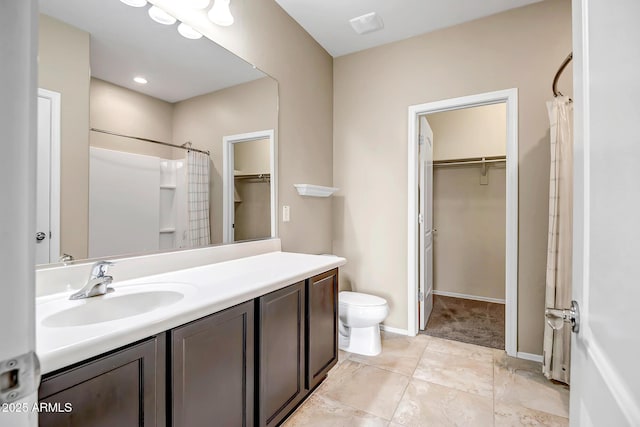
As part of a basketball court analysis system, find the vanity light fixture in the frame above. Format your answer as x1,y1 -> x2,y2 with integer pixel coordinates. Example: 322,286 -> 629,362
184,0 -> 210,9
148,5 -> 177,25
208,0 -> 234,26
133,76 -> 148,84
177,23 -> 203,40
119,0 -> 147,7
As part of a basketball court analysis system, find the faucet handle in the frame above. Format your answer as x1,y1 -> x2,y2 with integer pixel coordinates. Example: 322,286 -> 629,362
89,261 -> 115,278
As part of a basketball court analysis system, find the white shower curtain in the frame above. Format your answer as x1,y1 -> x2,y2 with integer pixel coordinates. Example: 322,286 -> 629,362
542,96 -> 573,384
187,151 -> 211,247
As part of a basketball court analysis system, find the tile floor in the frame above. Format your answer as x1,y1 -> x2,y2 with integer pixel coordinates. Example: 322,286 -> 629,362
283,332 -> 569,427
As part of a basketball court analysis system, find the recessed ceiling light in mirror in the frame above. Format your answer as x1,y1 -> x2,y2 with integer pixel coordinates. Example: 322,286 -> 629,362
184,0 -> 211,9
133,76 -> 148,84
119,0 -> 147,7
148,5 -> 177,25
178,23 -> 203,40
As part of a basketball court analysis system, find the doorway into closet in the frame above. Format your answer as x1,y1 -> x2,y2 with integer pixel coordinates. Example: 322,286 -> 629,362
407,89 -> 518,356
421,104 -> 507,349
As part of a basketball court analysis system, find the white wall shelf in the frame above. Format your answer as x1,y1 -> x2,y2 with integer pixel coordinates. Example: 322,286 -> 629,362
294,184 -> 339,197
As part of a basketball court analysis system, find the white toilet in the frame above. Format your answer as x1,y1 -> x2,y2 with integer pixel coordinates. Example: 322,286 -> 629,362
338,291 -> 389,356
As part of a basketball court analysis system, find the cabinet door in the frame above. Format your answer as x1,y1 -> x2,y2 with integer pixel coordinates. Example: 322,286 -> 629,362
258,282 -> 305,427
306,268 -> 339,390
171,300 -> 254,427
38,335 -> 165,427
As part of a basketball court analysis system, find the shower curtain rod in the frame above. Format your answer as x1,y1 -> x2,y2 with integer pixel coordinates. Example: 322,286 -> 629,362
552,52 -> 573,98
90,128 -> 210,156
433,155 -> 506,167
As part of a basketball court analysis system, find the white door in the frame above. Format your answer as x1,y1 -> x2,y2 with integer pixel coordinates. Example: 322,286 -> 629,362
0,2 -> 39,426
569,0 -> 640,425
35,89 -> 60,265
418,115 -> 434,330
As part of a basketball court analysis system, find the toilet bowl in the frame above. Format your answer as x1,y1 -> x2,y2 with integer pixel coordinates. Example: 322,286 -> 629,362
339,291 -> 389,356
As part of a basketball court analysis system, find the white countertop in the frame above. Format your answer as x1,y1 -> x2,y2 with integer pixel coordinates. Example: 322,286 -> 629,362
36,251 -> 346,374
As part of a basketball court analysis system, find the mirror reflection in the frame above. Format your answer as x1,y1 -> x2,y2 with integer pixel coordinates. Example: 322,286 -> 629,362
36,0 -> 278,266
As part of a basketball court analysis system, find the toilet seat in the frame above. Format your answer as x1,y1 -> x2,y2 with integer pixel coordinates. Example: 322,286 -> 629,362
339,291 -> 386,307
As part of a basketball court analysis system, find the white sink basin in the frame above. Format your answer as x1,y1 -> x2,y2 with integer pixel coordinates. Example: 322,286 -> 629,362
40,283 -> 194,328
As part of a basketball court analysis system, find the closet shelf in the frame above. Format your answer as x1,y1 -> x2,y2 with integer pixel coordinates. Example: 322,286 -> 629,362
160,185 -> 177,189
159,228 -> 176,233
294,184 -> 339,197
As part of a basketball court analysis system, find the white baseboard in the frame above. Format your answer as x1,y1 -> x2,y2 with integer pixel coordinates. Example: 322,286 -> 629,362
380,325 -> 409,336
433,290 -> 506,304
517,352 -> 543,363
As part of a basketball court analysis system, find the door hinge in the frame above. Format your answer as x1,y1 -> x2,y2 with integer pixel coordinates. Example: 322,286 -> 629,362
418,291 -> 424,302
418,213 -> 424,224
418,134 -> 425,145
0,351 -> 40,404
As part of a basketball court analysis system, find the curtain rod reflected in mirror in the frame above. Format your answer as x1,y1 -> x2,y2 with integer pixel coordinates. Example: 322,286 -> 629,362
91,128 -> 210,156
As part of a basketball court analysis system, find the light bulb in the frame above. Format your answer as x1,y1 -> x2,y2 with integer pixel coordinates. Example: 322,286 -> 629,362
178,23 -> 203,40
184,0 -> 210,9
148,6 -> 177,25
133,76 -> 148,84
119,0 -> 147,7
208,0 -> 234,26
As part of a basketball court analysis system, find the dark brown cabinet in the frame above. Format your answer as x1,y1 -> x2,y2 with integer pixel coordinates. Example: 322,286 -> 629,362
38,335 -> 165,427
306,268 -> 339,390
38,268 -> 339,427
170,300 -> 254,427
258,281 -> 306,427
257,269 -> 339,426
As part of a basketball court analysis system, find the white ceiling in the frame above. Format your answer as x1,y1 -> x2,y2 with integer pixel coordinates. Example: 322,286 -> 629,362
274,0 -> 544,57
39,0 -> 266,103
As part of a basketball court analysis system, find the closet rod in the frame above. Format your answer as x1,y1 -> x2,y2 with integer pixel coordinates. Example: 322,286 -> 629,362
234,173 -> 271,179
235,173 -> 270,181
91,128 -> 210,156
433,156 -> 506,167
552,52 -> 573,98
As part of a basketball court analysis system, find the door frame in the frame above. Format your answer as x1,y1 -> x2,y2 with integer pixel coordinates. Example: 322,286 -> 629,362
407,89 -> 519,357
37,88 -> 62,263
222,129 -> 277,243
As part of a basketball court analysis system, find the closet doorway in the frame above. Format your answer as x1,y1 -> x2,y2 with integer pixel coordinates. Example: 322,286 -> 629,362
407,89 -> 518,356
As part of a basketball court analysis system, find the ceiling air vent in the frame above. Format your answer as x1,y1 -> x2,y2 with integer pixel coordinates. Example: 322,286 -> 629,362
349,12 -> 384,35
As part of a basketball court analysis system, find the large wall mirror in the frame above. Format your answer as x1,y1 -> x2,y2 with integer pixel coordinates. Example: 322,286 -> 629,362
36,0 -> 278,267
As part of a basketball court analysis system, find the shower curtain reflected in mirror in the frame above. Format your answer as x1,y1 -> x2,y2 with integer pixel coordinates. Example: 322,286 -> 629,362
187,151 -> 211,247
543,96 -> 573,384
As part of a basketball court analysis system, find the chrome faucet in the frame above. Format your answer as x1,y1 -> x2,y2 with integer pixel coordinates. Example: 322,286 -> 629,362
69,261 -> 115,300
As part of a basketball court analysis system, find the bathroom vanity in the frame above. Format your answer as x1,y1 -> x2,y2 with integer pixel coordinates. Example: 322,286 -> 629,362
35,251 -> 343,426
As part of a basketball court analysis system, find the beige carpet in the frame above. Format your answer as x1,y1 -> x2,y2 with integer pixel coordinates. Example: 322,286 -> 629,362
422,295 -> 505,349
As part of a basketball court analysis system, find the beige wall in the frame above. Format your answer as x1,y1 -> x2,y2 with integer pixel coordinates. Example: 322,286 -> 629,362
433,166 -> 506,300
235,138 -> 270,175
333,0 -> 572,354
173,77 -> 278,244
90,78 -> 180,159
234,180 -> 271,241
151,0 -> 334,254
431,105 -> 506,300
234,139 -> 272,241
429,104 -> 506,161
38,14 -> 90,260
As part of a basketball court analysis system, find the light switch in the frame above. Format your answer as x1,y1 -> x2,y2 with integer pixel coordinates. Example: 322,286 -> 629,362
283,205 -> 290,222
